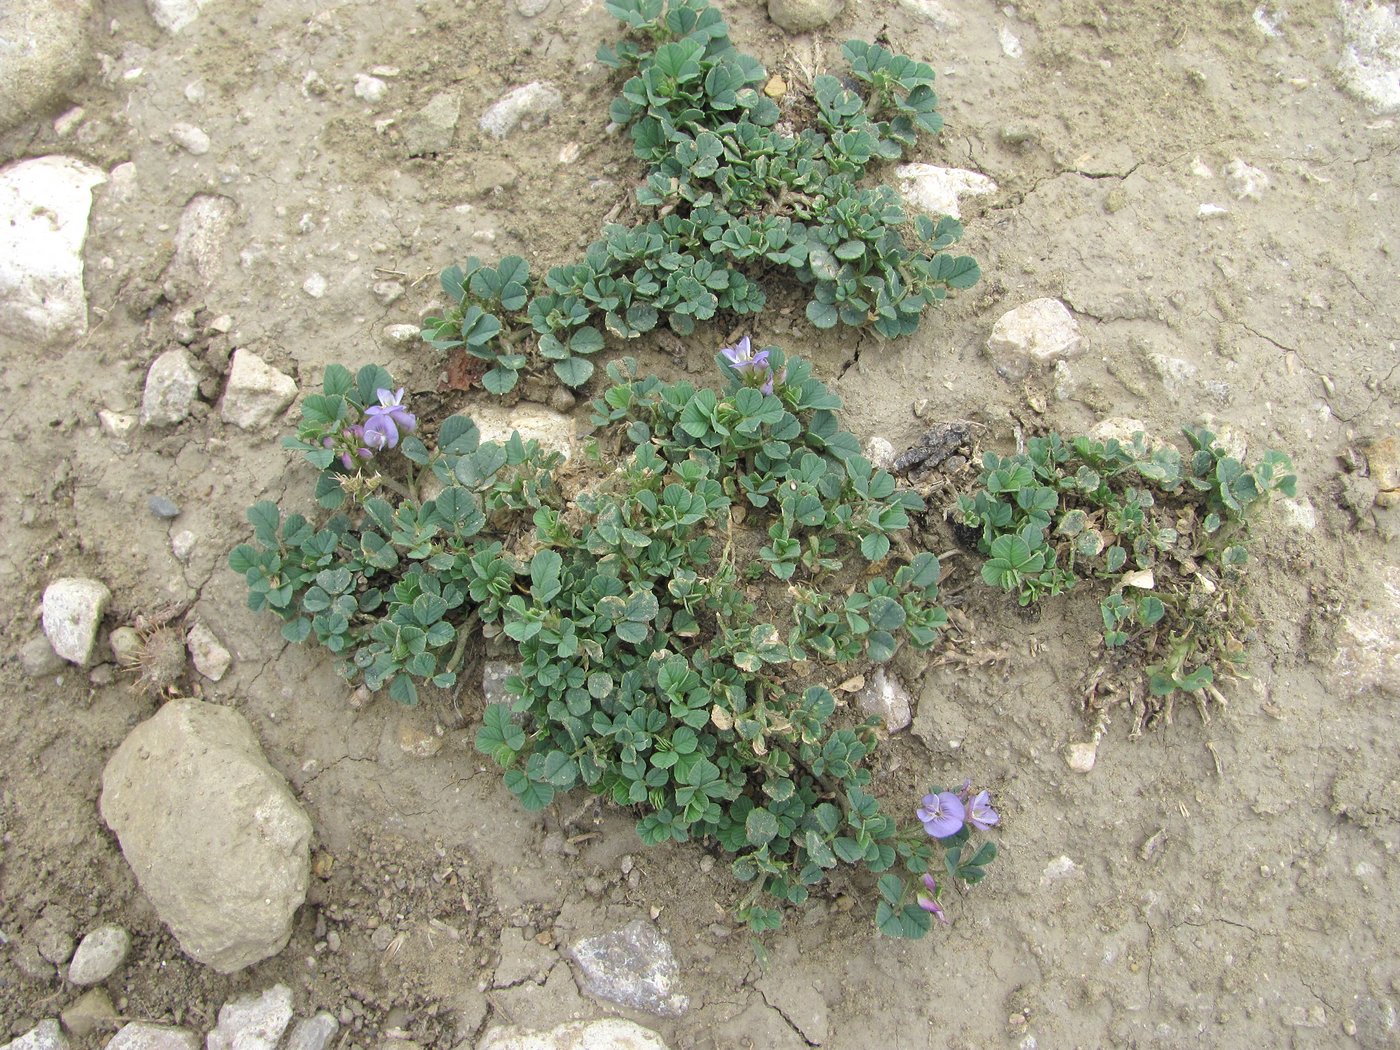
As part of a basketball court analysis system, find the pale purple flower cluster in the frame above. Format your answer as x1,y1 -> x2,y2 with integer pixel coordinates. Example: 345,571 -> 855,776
321,388 -> 417,470
916,783 -> 999,840
720,336 -> 786,396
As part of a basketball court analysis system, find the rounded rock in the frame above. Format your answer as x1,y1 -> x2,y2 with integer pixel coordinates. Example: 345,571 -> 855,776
0,0 -> 95,132
67,925 -> 131,985
148,496 -> 180,519
767,0 -> 843,32
42,577 -> 111,666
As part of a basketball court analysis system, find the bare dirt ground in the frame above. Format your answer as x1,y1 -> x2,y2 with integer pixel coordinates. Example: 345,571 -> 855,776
2,0 -> 1399,1047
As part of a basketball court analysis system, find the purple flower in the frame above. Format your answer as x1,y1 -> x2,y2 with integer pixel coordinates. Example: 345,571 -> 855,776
916,873 -> 950,925
917,791 -> 966,838
338,424 -> 374,470
968,790 -> 999,831
721,336 -> 785,395
363,387 -> 417,450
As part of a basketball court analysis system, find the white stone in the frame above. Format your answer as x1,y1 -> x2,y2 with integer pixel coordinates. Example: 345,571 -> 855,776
1064,741 -> 1097,773
100,703 -> 312,972
206,986 -> 294,1050
1041,855 -> 1078,883
1281,497 -> 1317,530
172,530 -> 198,561
1338,0 -> 1400,112
478,1020 -> 670,1050
1,1020 -> 67,1050
353,74 -> 386,104
302,272 -> 327,298
570,921 -> 688,1017
283,1015 -> 338,1050
0,157 -> 106,343
895,163 -> 997,220
141,349 -> 202,427
99,410 -> 136,438
1252,6 -> 1282,38
384,323 -> 420,344
1198,203 -> 1230,218
517,0 -> 551,13
856,668 -> 913,732
186,623 -> 231,681
42,578 -> 110,666
169,124 -> 211,155
220,349 -> 297,429
471,404 -> 574,461
147,0 -> 211,33
999,24 -> 1023,58
167,195 -> 238,287
985,299 -> 1082,377
895,0 -> 961,30
67,925 -> 131,985
864,436 -> 896,472
106,1024 -> 198,1050
1225,158 -> 1269,199
480,82 -> 563,139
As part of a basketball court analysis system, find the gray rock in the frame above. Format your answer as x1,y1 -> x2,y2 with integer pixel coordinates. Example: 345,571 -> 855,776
480,82 -> 562,139
168,123 -> 210,156
30,907 -> 76,964
166,194 -> 238,288
283,1014 -> 339,1050
516,0 -> 551,15
106,1023 -> 199,1050
985,299 -> 1082,379
895,163 -> 998,220
186,622 -> 231,682
353,74 -> 386,104
99,700 -> 312,973
220,349 -> 297,430
59,988 -> 116,1038
856,668 -> 912,733
383,323 -> 420,344
0,0 -> 94,132
569,920 -> 688,1018
2,1021 -> 66,1050
477,1020 -> 670,1050
767,0 -> 842,32
20,634 -> 65,677
0,156 -> 106,343
149,496 -> 180,519
67,925 -> 130,985
141,349 -> 201,427
482,661 -> 520,707
1338,1 -> 1400,112
147,0 -> 211,33
42,577 -> 111,666
171,530 -> 198,562
206,986 -> 294,1050
404,91 -> 461,156
863,436 -> 896,472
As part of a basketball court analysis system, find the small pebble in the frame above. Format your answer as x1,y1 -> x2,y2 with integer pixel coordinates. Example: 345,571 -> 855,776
353,74 -> 387,103
303,273 -> 328,298
149,496 -> 180,519
169,123 -> 211,155
171,530 -> 197,562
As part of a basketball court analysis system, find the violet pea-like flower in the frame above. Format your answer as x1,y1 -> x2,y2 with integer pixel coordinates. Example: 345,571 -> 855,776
362,387 -> 417,451
916,873 -> 950,925
968,790 -> 1000,831
338,424 -> 374,470
917,791 -> 966,839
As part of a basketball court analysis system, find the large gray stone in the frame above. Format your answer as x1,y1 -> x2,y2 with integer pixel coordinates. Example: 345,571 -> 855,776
283,1015 -> 338,1050
1,1021 -> 67,1050
477,1020 -> 670,1050
895,163 -> 998,220
219,349 -> 297,430
985,298 -> 1082,379
99,700 -> 312,973
0,156 -> 106,343
404,92 -> 461,156
856,668 -> 912,733
0,0 -> 94,132
569,920 -> 688,1017
41,577 -> 110,666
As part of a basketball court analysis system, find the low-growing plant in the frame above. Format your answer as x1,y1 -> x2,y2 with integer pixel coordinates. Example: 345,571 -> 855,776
230,344 -> 998,937
422,0 -> 980,394
955,428 -> 1296,711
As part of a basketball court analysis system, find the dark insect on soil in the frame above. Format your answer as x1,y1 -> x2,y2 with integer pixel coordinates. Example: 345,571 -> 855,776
893,421 -> 976,484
